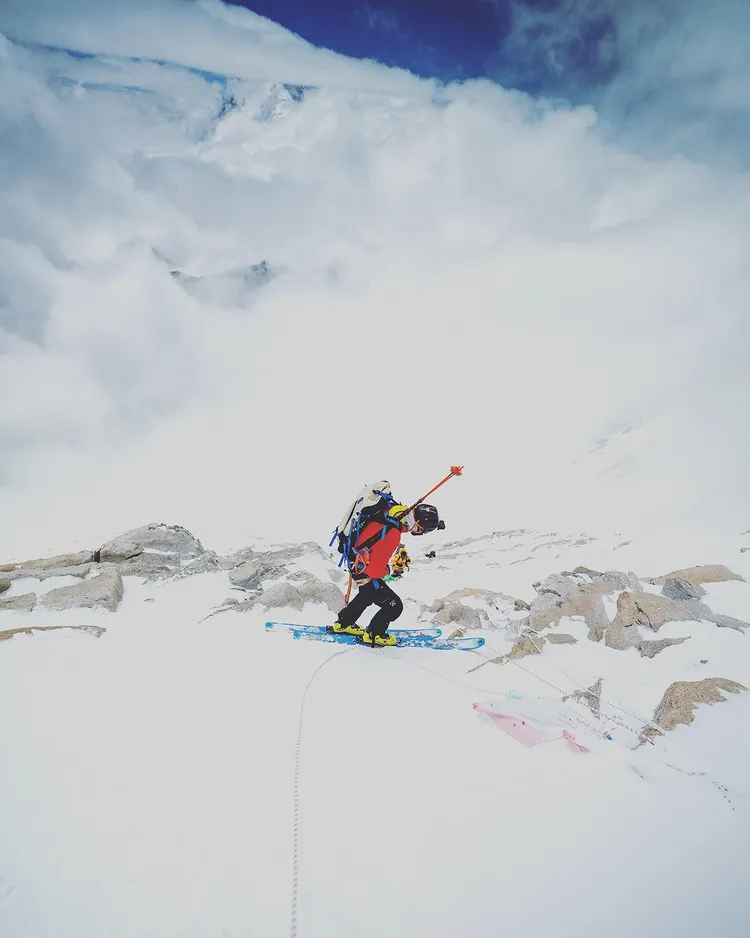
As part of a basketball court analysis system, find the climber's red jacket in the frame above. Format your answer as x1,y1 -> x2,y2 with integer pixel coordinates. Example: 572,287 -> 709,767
352,520 -> 401,580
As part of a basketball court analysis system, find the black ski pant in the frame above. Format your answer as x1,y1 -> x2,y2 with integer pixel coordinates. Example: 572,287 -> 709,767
337,579 -> 403,637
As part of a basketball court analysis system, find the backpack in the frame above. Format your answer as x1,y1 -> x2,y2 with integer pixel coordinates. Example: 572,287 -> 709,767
330,480 -> 399,569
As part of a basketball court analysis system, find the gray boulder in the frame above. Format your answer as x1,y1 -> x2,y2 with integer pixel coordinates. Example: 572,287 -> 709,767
610,590 -> 749,635
430,601 -> 489,631
174,553 -> 222,579
223,576 -> 345,615
298,580 -> 346,612
257,582 -> 303,610
117,552 -> 181,580
641,677 -> 747,741
564,678 -> 602,718
647,565 -> 744,586
99,523 -> 204,563
0,592 -> 37,612
42,568 -> 124,613
528,569 -> 643,643
1,624 -> 106,642
0,578 -> 10,593
546,633 -> 578,645
530,590 -> 609,642
229,557 -> 283,591
661,577 -> 707,601
24,564 -> 93,581
639,637 -> 689,659
0,551 -> 93,575
507,632 -> 546,660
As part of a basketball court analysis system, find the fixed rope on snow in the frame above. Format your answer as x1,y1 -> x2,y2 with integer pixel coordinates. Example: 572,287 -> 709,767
290,649 -> 351,938
520,630 -> 664,738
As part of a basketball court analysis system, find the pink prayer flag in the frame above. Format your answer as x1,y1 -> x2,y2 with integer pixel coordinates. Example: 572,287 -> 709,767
473,702 -> 589,753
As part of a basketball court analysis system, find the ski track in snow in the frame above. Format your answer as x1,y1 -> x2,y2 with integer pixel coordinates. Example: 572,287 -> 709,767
1,531 -> 749,937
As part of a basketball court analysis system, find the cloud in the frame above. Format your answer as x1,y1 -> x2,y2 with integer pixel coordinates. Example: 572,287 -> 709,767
0,0 -> 748,557
488,0 -> 750,165
0,0 -> 427,94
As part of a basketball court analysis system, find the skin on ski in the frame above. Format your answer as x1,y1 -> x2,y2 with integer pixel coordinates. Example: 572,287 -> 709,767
286,629 -> 485,651
264,621 -> 442,638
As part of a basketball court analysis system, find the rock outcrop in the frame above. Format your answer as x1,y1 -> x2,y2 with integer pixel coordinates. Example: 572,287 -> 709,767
529,569 -> 641,642
546,633 -> 578,645
92,523 -> 213,580
99,523 -> 204,563
430,601 -> 488,631
228,557 -> 283,591
608,589 -> 748,640
0,625 -> 106,642
1,523 -> 211,586
0,593 -> 37,612
174,553 -> 222,579
41,568 -> 124,613
218,575 -> 345,616
507,632 -> 545,659
605,592 -> 693,655
564,678 -> 602,718
641,678 -> 747,741
428,588 -> 523,631
0,552 -> 94,580
646,565 -> 744,586
660,577 -> 707,601
638,637 -> 689,659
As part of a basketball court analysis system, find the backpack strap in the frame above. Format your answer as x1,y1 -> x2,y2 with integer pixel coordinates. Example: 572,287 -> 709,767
332,489 -> 400,570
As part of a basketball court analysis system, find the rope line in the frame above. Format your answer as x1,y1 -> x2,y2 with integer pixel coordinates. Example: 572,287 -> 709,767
291,649 -> 351,938
287,634 -> 736,937
380,639 -> 656,741
378,648 -> 600,736
521,631 -> 664,736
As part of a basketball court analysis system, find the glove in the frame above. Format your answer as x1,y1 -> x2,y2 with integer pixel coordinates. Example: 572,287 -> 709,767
389,546 -> 411,577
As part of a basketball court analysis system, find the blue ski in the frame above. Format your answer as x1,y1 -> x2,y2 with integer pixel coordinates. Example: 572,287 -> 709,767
265,621 -> 442,638
266,622 -> 484,651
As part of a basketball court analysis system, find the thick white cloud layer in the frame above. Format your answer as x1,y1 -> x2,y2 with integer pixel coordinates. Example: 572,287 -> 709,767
497,0 -> 750,165
0,0 -> 748,557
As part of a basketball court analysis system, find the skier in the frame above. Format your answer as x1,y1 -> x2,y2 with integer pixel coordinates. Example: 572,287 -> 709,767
332,503 -> 435,646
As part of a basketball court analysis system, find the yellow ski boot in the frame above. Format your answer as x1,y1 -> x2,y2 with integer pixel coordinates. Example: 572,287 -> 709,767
331,621 -> 364,636
360,631 -> 398,647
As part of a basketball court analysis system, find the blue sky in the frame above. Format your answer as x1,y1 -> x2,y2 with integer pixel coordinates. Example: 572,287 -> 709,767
227,0 -> 617,93
228,0 -> 506,83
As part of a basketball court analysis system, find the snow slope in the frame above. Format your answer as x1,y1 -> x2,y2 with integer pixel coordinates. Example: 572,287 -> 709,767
1,528 -> 748,937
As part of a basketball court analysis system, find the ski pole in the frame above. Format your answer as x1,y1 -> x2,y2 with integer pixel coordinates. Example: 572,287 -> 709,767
405,465 -> 464,514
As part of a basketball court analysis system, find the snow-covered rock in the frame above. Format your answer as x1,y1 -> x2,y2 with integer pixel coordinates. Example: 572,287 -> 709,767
564,677 -> 602,717
546,632 -> 578,645
99,523 -> 204,563
647,564 -> 745,585
661,577 -> 707,601
641,677 -> 747,741
41,568 -> 124,612
0,592 -> 36,612
228,557 -> 283,590
0,551 -> 94,576
0,624 -> 106,643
